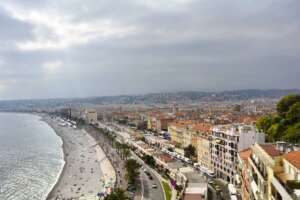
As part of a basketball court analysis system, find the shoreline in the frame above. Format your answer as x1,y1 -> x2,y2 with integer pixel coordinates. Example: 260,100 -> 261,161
43,116 -> 67,200
42,115 -> 116,200
0,112 -> 66,200
0,112 -> 117,200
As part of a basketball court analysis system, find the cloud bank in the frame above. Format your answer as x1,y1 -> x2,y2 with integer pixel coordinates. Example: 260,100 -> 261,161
0,0 -> 299,99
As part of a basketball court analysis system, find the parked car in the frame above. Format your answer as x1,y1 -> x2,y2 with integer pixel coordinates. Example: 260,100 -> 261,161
145,171 -> 153,180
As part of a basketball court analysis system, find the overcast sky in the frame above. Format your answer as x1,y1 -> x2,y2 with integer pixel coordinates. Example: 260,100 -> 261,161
0,0 -> 299,99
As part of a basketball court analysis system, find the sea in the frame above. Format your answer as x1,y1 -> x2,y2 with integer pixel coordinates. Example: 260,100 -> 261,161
0,113 -> 64,200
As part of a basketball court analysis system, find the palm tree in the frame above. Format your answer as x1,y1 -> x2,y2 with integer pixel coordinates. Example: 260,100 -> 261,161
125,159 -> 141,185
120,144 -> 130,160
123,148 -> 131,161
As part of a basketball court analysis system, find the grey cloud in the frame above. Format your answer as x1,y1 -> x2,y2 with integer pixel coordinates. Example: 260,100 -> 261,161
0,0 -> 299,99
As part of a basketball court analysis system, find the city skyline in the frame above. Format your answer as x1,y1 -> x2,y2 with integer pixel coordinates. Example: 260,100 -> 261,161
0,0 -> 300,99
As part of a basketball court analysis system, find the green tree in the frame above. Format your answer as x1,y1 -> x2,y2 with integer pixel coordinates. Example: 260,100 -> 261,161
121,144 -> 131,160
114,141 -> 122,153
143,155 -> 156,168
104,188 -> 129,200
277,94 -> 300,117
256,116 -> 272,132
267,124 -> 283,142
286,102 -> 300,124
125,159 -> 141,185
184,144 -> 196,159
257,94 -> 300,143
283,122 -> 300,143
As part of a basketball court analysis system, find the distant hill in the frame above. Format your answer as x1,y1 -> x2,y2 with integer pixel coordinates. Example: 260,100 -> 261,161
0,89 -> 299,111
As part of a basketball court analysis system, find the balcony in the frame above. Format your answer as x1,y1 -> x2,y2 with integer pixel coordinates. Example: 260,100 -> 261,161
271,175 -> 294,200
250,180 -> 264,200
273,173 -> 300,200
249,155 -> 268,180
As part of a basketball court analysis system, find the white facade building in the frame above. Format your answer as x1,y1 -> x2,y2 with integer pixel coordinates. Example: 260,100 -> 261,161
210,124 -> 265,184
83,109 -> 98,124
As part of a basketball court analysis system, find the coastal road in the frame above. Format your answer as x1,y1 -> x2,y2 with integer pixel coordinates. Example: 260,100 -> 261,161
88,123 -> 164,200
131,153 -> 165,200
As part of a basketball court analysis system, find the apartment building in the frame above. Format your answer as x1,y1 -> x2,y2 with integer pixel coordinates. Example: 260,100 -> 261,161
248,143 -> 300,200
197,133 -> 213,171
190,123 -> 213,171
182,124 -> 206,148
276,151 -> 300,200
210,124 -> 265,184
83,109 -> 98,124
237,148 -> 252,200
147,112 -> 175,132
168,120 -> 195,147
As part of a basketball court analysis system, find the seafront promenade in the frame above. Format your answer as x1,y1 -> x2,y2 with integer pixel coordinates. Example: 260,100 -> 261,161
84,125 -> 128,190
44,116 -> 116,200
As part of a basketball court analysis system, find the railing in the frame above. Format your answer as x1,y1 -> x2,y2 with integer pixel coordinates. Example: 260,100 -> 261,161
249,155 -> 268,180
272,175 -> 294,200
273,174 -> 300,200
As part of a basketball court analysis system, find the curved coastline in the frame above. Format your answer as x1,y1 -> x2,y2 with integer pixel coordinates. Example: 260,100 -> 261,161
43,118 -> 66,200
0,112 -> 116,199
0,112 -> 66,200
42,115 -> 116,200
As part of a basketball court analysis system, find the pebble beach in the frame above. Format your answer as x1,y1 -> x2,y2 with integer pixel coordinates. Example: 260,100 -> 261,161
44,116 -> 116,200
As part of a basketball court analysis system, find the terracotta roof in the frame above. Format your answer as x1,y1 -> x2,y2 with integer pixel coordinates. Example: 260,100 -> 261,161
170,120 -> 196,128
192,123 -> 212,133
237,115 -> 259,124
283,151 -> 300,170
260,144 -> 282,157
239,148 -> 251,164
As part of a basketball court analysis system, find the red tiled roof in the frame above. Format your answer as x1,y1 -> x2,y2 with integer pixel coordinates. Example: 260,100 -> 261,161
170,120 -> 196,128
239,148 -> 252,164
283,151 -> 300,170
260,144 -> 282,157
192,123 -> 212,133
237,115 -> 259,124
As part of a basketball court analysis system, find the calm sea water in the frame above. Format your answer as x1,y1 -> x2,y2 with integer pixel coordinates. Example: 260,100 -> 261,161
0,113 -> 64,200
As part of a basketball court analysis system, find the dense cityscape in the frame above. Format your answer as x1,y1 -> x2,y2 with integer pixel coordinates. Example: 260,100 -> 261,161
0,0 -> 299,200
2,90 -> 298,200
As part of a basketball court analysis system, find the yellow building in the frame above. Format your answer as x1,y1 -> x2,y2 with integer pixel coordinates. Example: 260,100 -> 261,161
271,151 -> 300,200
168,120 -> 195,147
168,121 -> 212,166
248,143 -> 300,200
192,123 -> 212,170
197,135 -> 213,171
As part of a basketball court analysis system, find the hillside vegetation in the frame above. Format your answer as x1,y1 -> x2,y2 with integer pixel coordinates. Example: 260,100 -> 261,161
257,94 -> 300,143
